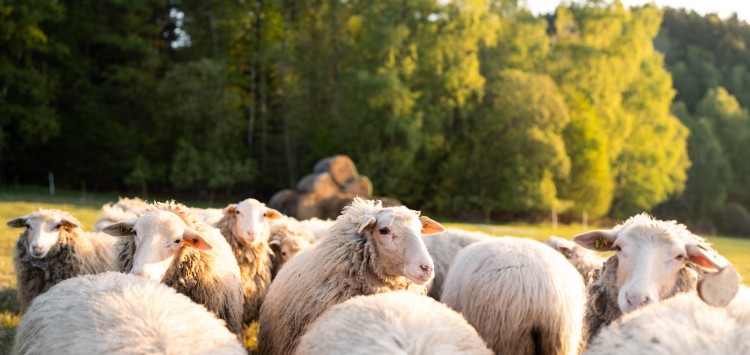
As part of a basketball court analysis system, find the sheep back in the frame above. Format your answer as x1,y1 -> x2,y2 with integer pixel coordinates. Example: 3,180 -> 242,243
442,238 -> 585,355
423,228 -> 490,300
585,293 -> 749,354
13,272 -> 245,355
295,291 -> 492,355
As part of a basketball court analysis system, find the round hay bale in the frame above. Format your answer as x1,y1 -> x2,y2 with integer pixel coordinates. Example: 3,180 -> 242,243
296,173 -> 340,198
312,155 -> 358,186
342,176 -> 373,198
296,193 -> 324,220
269,189 -> 300,216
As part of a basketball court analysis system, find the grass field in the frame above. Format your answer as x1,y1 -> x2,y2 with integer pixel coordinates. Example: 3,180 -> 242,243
0,191 -> 749,352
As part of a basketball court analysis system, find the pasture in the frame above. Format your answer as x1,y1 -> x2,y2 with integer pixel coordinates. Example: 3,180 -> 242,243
0,190 -> 749,353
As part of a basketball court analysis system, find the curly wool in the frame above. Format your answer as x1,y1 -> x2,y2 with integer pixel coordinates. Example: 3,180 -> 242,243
114,201 -> 244,337
215,212 -> 273,324
257,198 -> 428,355
13,210 -> 116,312
422,228 -> 491,300
13,272 -> 245,355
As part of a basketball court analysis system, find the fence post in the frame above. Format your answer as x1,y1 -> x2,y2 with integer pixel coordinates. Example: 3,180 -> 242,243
48,172 -> 55,196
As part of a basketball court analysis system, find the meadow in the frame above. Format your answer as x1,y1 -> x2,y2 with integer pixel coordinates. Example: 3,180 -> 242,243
1,190 -> 749,353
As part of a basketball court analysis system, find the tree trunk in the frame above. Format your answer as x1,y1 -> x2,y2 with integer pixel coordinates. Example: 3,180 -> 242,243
280,0 -> 296,187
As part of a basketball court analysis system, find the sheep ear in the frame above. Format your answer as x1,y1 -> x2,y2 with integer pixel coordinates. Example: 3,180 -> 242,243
183,228 -> 212,251
223,204 -> 238,216
573,230 -> 617,251
265,208 -> 283,220
357,215 -> 377,234
268,239 -> 281,251
101,219 -> 138,237
60,218 -> 80,229
698,265 -> 741,307
7,216 -> 29,228
686,244 -> 725,271
419,217 -> 446,235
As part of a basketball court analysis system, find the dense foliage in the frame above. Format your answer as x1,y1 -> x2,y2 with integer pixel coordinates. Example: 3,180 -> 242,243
3,0 -> 747,230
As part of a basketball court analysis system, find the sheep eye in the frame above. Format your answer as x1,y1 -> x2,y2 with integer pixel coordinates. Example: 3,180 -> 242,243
174,239 -> 181,244
53,223 -> 62,230
675,254 -> 686,261
614,245 -> 622,252
235,210 -> 241,215
23,223 -> 31,229
379,227 -> 390,235
281,251 -> 287,257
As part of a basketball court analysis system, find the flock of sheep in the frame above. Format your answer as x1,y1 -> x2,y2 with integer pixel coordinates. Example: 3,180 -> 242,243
6,195 -> 748,354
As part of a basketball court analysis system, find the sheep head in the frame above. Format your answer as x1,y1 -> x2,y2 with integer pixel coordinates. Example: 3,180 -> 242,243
7,209 -> 81,258
102,210 -> 212,282
222,198 -> 282,245
573,213 -> 727,313
344,198 -> 445,285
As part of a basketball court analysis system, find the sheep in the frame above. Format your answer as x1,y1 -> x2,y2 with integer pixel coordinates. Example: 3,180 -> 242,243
572,213 -> 730,343
190,207 -> 225,226
8,209 -> 117,312
422,228 -> 491,300
545,235 -> 606,284
293,217 -> 334,241
101,201 -> 244,337
295,291 -> 492,355
268,224 -> 315,278
94,197 -> 149,232
584,292 -> 750,354
441,237 -> 585,355
213,198 -> 282,325
13,272 -> 245,355
257,198 -> 446,355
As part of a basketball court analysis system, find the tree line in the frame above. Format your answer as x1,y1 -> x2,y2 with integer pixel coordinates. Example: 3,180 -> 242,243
2,1 -> 749,233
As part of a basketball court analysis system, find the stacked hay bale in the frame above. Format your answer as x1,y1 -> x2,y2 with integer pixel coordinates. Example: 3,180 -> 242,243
269,155 -> 400,219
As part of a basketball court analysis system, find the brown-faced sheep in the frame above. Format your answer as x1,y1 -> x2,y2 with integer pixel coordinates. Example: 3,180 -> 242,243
8,209 -> 116,312
573,213 -> 730,344
441,238 -> 585,355
101,201 -> 244,337
214,198 -> 281,324
545,235 -> 606,284
257,198 -> 446,355
295,291 -> 492,355
13,272 -> 245,355
93,197 -> 149,232
422,228 -> 491,300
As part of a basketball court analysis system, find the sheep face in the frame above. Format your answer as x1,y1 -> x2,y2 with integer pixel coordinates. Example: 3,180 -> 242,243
223,199 -> 282,245
7,211 -> 80,258
102,211 -> 212,281
358,212 -> 445,285
277,236 -> 311,264
574,213 -> 726,313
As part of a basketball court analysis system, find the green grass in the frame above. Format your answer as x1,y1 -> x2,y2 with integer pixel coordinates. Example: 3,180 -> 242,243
0,194 -> 749,353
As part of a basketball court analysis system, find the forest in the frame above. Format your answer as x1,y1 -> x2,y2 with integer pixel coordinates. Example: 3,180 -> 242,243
3,0 -> 750,234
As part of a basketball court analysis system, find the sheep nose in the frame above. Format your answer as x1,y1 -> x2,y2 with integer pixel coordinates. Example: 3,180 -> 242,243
420,264 -> 433,275
245,231 -> 256,240
30,245 -> 44,256
626,292 -> 651,309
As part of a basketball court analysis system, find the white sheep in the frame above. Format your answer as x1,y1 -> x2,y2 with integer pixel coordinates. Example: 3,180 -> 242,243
573,213 -> 731,343
257,198 -> 446,355
13,272 -> 245,355
214,198 -> 281,324
441,237 -> 585,355
545,235 -> 606,284
422,227 -> 491,300
8,209 -> 117,312
94,197 -> 149,232
295,291 -> 492,355
584,292 -> 750,354
101,201 -> 244,337
190,207 -> 225,226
